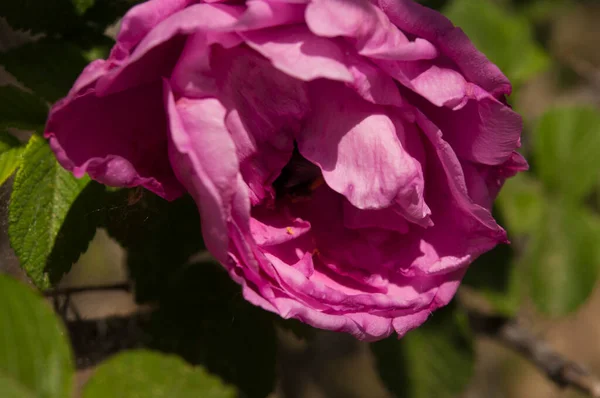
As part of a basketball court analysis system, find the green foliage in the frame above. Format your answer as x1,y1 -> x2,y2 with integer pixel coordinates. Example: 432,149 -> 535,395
528,201 -> 600,315
0,274 -> 74,398
497,173 -> 545,236
0,39 -> 89,102
102,190 -> 204,302
82,351 -> 238,398
0,86 -> 48,130
0,132 -> 25,186
149,261 -> 277,398
45,182 -> 107,284
371,304 -> 474,398
8,135 -> 90,288
463,242 -> 522,316
445,0 -> 549,86
0,1 -> 82,35
3,1 -> 600,398
534,106 -> 600,202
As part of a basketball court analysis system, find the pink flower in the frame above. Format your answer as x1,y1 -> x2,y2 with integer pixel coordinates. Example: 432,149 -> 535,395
45,0 -> 526,340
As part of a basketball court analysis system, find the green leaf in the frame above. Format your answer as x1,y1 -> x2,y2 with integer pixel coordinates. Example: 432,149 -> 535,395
0,274 -> 74,398
46,182 -> 107,284
533,106 -> 600,201
0,86 -> 48,130
528,200 -> 600,316
371,304 -> 474,398
497,172 -> 545,236
8,135 -> 89,288
0,39 -> 89,102
444,0 -> 549,86
82,350 -> 237,398
150,261 -> 277,398
0,373 -> 36,398
0,132 -> 25,186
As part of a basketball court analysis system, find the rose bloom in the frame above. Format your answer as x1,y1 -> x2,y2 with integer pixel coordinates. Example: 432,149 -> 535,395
45,0 -> 526,340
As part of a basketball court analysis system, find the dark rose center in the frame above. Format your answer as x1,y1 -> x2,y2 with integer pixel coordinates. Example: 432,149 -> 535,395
272,144 -> 323,201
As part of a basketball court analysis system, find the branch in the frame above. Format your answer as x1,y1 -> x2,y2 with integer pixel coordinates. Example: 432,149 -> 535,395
43,282 -> 132,297
469,311 -> 600,397
66,312 -> 152,369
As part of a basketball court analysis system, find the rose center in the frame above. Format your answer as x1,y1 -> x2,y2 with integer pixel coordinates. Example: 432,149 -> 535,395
272,145 -> 323,201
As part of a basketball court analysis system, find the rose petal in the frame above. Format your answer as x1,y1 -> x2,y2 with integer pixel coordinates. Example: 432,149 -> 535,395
377,0 -> 511,97
297,81 -> 430,224
343,201 -> 410,233
306,0 -> 437,60
45,82 -> 183,199
234,0 -> 306,30
346,53 -> 405,107
405,86 -> 523,165
164,82 -> 239,262
217,46 -> 310,204
242,24 -> 353,82
250,207 -> 311,247
115,0 -> 196,55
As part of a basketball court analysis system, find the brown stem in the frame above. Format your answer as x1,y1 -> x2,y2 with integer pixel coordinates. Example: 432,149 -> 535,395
469,312 -> 600,398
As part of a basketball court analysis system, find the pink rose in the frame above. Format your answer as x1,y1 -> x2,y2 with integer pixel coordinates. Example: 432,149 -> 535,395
45,0 -> 526,340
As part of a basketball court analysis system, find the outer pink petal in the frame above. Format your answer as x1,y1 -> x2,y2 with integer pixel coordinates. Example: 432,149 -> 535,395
115,0 -> 197,56
297,81 -> 430,224
377,0 -> 511,97
164,82 -> 239,262
170,0 -> 305,98
241,24 -> 353,82
405,86 -> 523,166
306,0 -> 437,61
44,82 -> 183,199
97,3 -> 245,96
462,151 -> 528,209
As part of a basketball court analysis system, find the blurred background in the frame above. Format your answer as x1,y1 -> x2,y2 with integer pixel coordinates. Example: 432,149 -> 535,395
1,0 -> 600,397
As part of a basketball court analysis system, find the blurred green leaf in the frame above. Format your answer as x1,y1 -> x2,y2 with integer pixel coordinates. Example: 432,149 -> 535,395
0,132 -> 25,186
445,0 -> 549,86
0,1 -> 81,34
497,172 -> 545,236
100,189 -> 276,397
0,39 -> 88,102
0,374 -> 35,398
533,106 -> 600,201
371,304 -> 474,398
528,200 -> 600,316
463,243 -> 521,316
82,350 -> 237,398
103,190 -> 204,302
0,86 -> 48,130
150,261 -> 276,398
8,135 -> 89,288
0,274 -> 74,398
417,0 -> 449,10
82,0 -> 143,31
72,0 -> 95,15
